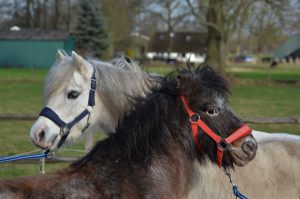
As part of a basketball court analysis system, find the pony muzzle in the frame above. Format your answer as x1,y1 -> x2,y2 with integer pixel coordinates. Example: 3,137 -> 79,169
180,95 -> 254,167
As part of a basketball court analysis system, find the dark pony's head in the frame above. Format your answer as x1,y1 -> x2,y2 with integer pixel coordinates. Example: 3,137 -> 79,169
178,65 -> 257,168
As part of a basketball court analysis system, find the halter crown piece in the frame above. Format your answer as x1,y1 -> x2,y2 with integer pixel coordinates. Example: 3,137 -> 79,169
39,68 -> 96,151
180,95 -> 252,167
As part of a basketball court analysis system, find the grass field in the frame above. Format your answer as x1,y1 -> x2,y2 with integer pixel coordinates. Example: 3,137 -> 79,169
0,63 -> 299,179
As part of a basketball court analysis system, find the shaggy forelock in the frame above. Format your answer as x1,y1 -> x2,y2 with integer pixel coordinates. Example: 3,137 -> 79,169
195,65 -> 229,95
44,57 -> 75,101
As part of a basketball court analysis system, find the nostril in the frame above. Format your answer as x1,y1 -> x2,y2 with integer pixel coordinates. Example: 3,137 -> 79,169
37,130 -> 46,143
242,141 -> 257,154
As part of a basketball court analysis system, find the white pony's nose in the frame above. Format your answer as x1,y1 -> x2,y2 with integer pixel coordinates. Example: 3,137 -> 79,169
30,118 -> 60,150
32,129 -> 53,150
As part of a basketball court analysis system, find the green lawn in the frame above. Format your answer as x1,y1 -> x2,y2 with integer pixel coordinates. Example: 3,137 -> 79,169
229,70 -> 300,82
0,64 -> 299,179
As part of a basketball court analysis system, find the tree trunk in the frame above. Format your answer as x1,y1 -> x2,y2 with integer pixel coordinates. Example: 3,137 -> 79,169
26,0 -> 33,27
53,0 -> 59,29
167,29 -> 174,59
205,0 -> 226,74
66,0 -> 71,31
13,0 -> 20,18
34,0 -> 42,28
42,0 -> 47,30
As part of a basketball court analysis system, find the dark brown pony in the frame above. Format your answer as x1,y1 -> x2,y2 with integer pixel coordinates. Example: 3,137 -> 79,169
0,66 -> 256,199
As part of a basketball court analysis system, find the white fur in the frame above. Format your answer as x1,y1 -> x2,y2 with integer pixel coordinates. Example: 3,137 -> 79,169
189,136 -> 300,198
253,130 -> 300,143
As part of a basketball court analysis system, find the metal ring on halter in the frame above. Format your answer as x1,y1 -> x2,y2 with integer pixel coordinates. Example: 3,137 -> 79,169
60,125 -> 70,136
189,113 -> 200,123
217,139 -> 229,151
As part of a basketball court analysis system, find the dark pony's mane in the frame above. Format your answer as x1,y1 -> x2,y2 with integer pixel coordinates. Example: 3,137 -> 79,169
71,65 -> 230,169
179,65 -> 229,96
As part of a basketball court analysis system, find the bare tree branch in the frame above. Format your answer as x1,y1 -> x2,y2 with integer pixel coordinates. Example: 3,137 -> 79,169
186,0 -> 200,18
186,0 -> 221,33
149,10 -> 168,23
172,12 -> 190,28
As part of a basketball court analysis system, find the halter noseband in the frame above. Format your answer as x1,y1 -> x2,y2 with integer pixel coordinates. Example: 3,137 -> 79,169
180,95 -> 252,167
39,68 -> 96,150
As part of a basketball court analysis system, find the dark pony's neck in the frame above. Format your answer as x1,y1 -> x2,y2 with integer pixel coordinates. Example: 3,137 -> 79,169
71,77 -> 197,169
114,78 -> 196,165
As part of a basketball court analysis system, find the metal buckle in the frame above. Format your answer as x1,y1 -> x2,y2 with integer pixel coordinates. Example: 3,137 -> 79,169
190,113 -> 200,123
218,139 -> 228,151
60,125 -> 70,136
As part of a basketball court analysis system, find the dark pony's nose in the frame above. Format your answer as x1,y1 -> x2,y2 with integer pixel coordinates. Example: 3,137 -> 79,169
242,141 -> 257,156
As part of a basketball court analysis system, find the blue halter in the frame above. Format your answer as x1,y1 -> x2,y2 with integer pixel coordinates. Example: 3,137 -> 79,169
39,68 -> 96,150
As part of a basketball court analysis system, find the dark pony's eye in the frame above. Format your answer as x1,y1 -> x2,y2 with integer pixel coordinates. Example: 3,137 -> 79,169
67,91 -> 80,99
206,109 -> 219,117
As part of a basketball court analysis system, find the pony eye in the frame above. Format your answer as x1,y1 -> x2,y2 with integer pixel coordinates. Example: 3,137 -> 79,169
206,109 -> 219,116
67,91 -> 80,99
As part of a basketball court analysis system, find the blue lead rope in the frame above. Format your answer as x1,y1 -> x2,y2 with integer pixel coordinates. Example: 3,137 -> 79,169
233,185 -> 248,199
0,152 -> 49,163
224,168 -> 248,199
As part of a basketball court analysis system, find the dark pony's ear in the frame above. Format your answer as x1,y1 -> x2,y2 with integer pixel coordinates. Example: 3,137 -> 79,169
177,73 -> 194,96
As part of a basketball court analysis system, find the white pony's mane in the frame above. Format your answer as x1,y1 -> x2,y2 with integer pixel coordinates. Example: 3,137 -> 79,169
45,53 -> 160,122
90,56 -> 158,119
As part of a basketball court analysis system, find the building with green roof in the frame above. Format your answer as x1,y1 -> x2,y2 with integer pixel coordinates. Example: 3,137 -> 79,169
0,29 -> 73,68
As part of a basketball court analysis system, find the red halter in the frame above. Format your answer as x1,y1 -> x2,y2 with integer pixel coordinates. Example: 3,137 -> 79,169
180,96 -> 252,167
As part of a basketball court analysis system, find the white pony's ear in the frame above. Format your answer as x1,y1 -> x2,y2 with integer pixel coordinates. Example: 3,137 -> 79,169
56,50 -> 65,62
71,51 -> 87,74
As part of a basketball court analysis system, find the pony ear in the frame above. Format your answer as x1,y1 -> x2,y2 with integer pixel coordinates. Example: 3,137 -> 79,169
56,50 -> 65,62
72,51 -> 88,73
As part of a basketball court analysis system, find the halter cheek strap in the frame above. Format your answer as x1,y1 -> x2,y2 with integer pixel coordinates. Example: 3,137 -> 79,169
180,95 -> 252,167
39,69 -> 96,150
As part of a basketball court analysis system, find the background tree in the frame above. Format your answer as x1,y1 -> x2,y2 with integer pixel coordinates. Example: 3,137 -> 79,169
99,0 -> 144,54
75,0 -> 109,58
186,0 -> 296,73
0,0 -> 299,63
187,0 -> 253,73
0,0 -> 79,31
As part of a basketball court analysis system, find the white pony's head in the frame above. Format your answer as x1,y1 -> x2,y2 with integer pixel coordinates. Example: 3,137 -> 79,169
30,51 -> 100,150
30,51 -> 157,151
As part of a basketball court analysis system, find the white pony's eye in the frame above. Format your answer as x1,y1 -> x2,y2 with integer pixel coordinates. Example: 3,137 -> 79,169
67,91 -> 81,99
206,109 -> 219,117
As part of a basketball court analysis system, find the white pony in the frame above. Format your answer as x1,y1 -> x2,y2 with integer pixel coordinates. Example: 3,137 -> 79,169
30,51 -> 300,199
